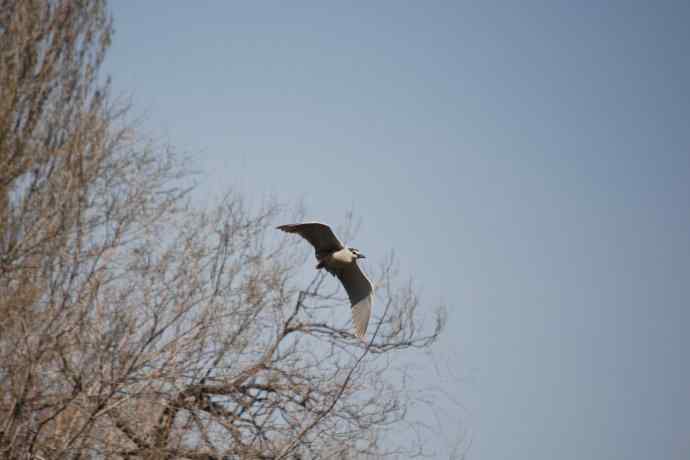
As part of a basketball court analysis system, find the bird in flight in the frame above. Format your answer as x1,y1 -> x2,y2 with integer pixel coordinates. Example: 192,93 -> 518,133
277,222 -> 373,338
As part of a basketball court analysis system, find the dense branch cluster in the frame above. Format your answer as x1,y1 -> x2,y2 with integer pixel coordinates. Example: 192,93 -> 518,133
0,1 -> 446,458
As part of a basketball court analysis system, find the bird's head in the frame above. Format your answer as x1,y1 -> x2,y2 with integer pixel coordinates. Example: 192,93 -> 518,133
349,248 -> 366,259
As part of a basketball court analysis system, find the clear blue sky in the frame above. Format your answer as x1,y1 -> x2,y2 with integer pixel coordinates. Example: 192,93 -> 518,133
105,2 -> 690,459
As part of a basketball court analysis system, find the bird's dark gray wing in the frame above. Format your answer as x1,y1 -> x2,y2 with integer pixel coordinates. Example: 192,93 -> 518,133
276,222 -> 344,253
335,261 -> 373,337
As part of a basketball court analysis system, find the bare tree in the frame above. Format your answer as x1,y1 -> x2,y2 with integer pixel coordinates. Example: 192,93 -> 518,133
0,1 -> 447,459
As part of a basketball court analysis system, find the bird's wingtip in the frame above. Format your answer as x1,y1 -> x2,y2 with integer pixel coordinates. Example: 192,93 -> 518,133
351,295 -> 372,338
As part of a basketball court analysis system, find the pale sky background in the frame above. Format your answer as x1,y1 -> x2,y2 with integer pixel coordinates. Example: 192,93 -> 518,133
105,2 -> 690,459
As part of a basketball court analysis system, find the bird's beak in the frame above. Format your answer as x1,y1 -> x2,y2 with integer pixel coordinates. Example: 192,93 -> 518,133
358,253 -> 366,259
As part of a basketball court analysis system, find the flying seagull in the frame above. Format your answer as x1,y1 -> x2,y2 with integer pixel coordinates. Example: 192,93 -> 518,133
277,222 -> 373,338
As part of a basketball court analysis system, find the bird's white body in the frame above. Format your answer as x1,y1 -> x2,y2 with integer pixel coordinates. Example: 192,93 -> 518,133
329,248 -> 357,265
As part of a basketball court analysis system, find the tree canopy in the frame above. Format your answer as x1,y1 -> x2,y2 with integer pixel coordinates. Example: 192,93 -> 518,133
0,1 -> 447,458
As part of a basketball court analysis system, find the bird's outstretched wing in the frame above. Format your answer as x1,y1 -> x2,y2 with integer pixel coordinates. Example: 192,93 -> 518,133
335,261 -> 373,338
277,222 -> 344,254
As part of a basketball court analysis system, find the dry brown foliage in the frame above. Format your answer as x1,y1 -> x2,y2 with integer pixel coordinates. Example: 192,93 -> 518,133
0,1 -> 447,458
